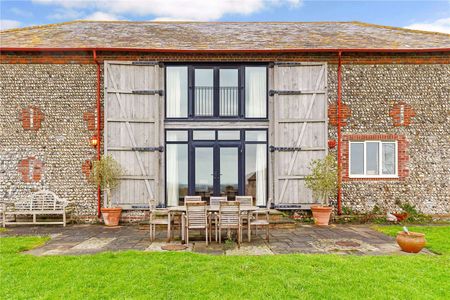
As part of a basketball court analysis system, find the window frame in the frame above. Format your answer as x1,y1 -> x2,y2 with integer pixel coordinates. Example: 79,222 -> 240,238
164,128 -> 269,206
349,140 -> 398,178
165,63 -> 268,120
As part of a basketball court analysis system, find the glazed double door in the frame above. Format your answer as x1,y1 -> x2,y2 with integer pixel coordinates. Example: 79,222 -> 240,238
190,142 -> 241,201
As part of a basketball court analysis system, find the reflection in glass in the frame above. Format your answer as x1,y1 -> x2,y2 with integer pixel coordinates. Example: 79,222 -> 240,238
195,69 -> 214,116
245,144 -> 267,206
220,148 -> 239,200
220,69 -> 239,116
166,67 -> 188,118
195,147 -> 214,201
366,142 -> 379,175
166,144 -> 188,206
382,143 -> 396,174
350,143 -> 364,175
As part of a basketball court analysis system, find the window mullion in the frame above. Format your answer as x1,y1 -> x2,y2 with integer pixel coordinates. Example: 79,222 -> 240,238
379,142 -> 383,175
363,142 -> 366,175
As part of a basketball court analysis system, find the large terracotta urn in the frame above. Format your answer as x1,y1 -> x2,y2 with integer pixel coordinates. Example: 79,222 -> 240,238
101,207 -> 122,227
396,231 -> 426,253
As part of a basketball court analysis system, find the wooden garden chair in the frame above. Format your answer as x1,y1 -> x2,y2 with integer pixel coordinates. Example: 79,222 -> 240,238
182,201 -> 209,245
209,196 -> 227,242
236,195 -> 253,231
149,199 -> 171,242
248,198 -> 272,242
218,201 -> 242,245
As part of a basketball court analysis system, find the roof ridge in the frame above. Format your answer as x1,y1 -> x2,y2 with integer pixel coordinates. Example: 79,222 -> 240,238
0,20 -> 80,33
351,21 -> 450,37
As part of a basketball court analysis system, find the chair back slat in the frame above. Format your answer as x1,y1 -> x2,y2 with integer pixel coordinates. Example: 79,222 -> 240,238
186,201 -> 207,227
236,196 -> 253,207
210,196 -> 227,209
184,196 -> 202,203
219,201 -> 240,226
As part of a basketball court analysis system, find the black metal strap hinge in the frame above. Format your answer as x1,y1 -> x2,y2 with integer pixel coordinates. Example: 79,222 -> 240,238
269,146 -> 302,152
132,90 -> 164,96
269,90 -> 306,96
132,146 -> 164,152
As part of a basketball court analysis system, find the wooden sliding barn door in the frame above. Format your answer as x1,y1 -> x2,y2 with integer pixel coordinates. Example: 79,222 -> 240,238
104,61 -> 164,209
270,62 -> 328,209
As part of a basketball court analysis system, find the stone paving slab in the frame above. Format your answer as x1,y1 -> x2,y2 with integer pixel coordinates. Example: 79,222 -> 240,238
0,224 -> 433,256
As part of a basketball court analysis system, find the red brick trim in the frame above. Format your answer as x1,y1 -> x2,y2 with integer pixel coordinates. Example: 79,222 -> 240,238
328,102 -> 351,126
18,157 -> 43,182
342,134 -> 409,181
389,101 -> 416,127
82,160 -> 92,179
19,106 -> 44,131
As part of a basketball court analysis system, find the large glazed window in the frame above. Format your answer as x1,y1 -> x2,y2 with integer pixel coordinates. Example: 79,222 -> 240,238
245,67 -> 267,118
166,66 -> 188,118
165,65 -> 267,119
349,141 -> 397,178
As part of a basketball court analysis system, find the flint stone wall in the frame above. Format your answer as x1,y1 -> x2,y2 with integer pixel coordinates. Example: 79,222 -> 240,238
328,64 -> 449,214
0,62 -> 448,223
0,64 -> 99,221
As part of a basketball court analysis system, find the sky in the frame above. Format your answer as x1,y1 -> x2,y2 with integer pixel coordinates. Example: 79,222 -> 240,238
0,0 -> 449,34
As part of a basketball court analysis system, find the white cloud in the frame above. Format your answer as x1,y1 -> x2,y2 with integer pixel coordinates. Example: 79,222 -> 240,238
33,0 -> 303,21
84,12 -> 121,21
0,19 -> 21,31
405,17 -> 450,34
48,8 -> 83,20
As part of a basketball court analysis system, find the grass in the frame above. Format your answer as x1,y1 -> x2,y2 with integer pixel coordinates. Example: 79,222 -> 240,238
1,227 -> 449,300
374,225 -> 450,255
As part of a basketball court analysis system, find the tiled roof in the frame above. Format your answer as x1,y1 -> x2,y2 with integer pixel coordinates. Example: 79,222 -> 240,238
1,21 -> 449,50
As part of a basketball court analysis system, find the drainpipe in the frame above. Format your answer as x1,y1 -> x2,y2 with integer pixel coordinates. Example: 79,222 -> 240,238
93,50 -> 102,218
336,51 -> 343,215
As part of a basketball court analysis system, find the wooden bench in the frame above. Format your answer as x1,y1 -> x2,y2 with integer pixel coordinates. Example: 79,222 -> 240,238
2,190 -> 68,227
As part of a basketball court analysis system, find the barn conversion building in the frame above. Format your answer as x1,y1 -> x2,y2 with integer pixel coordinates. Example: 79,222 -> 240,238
1,21 -> 449,222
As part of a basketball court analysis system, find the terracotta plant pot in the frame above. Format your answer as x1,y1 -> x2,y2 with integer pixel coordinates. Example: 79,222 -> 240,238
396,231 -> 426,253
311,205 -> 332,226
101,207 -> 122,227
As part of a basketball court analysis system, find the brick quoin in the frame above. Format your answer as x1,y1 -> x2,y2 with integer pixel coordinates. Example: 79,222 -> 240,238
18,157 -> 43,182
83,110 -> 104,131
328,102 -> 351,126
389,101 -> 416,127
19,106 -> 44,131
82,160 -> 92,179
342,134 -> 409,181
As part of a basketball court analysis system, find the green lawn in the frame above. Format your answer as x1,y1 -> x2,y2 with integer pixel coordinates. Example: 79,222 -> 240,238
1,227 -> 449,300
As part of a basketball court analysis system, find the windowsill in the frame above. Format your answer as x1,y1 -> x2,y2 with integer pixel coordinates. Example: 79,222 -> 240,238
347,175 -> 399,180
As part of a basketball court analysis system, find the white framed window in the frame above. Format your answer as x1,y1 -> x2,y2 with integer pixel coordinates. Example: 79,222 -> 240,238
349,141 -> 398,178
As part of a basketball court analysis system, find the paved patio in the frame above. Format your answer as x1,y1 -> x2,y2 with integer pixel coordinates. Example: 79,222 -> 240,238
0,224 -> 430,256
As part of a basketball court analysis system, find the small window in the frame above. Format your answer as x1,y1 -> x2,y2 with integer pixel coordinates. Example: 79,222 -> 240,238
218,130 -> 240,140
349,141 -> 397,178
245,130 -> 267,142
166,130 -> 188,142
219,69 -> 239,116
193,130 -> 215,140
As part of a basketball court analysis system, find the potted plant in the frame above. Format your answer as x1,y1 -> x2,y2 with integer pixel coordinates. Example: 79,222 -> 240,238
396,227 -> 426,253
305,154 -> 337,226
90,155 -> 123,226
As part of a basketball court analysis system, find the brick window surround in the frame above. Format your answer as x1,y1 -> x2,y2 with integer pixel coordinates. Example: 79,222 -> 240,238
342,134 -> 409,181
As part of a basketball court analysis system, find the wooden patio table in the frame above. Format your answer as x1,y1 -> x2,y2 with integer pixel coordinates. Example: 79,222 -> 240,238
168,205 -> 259,242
